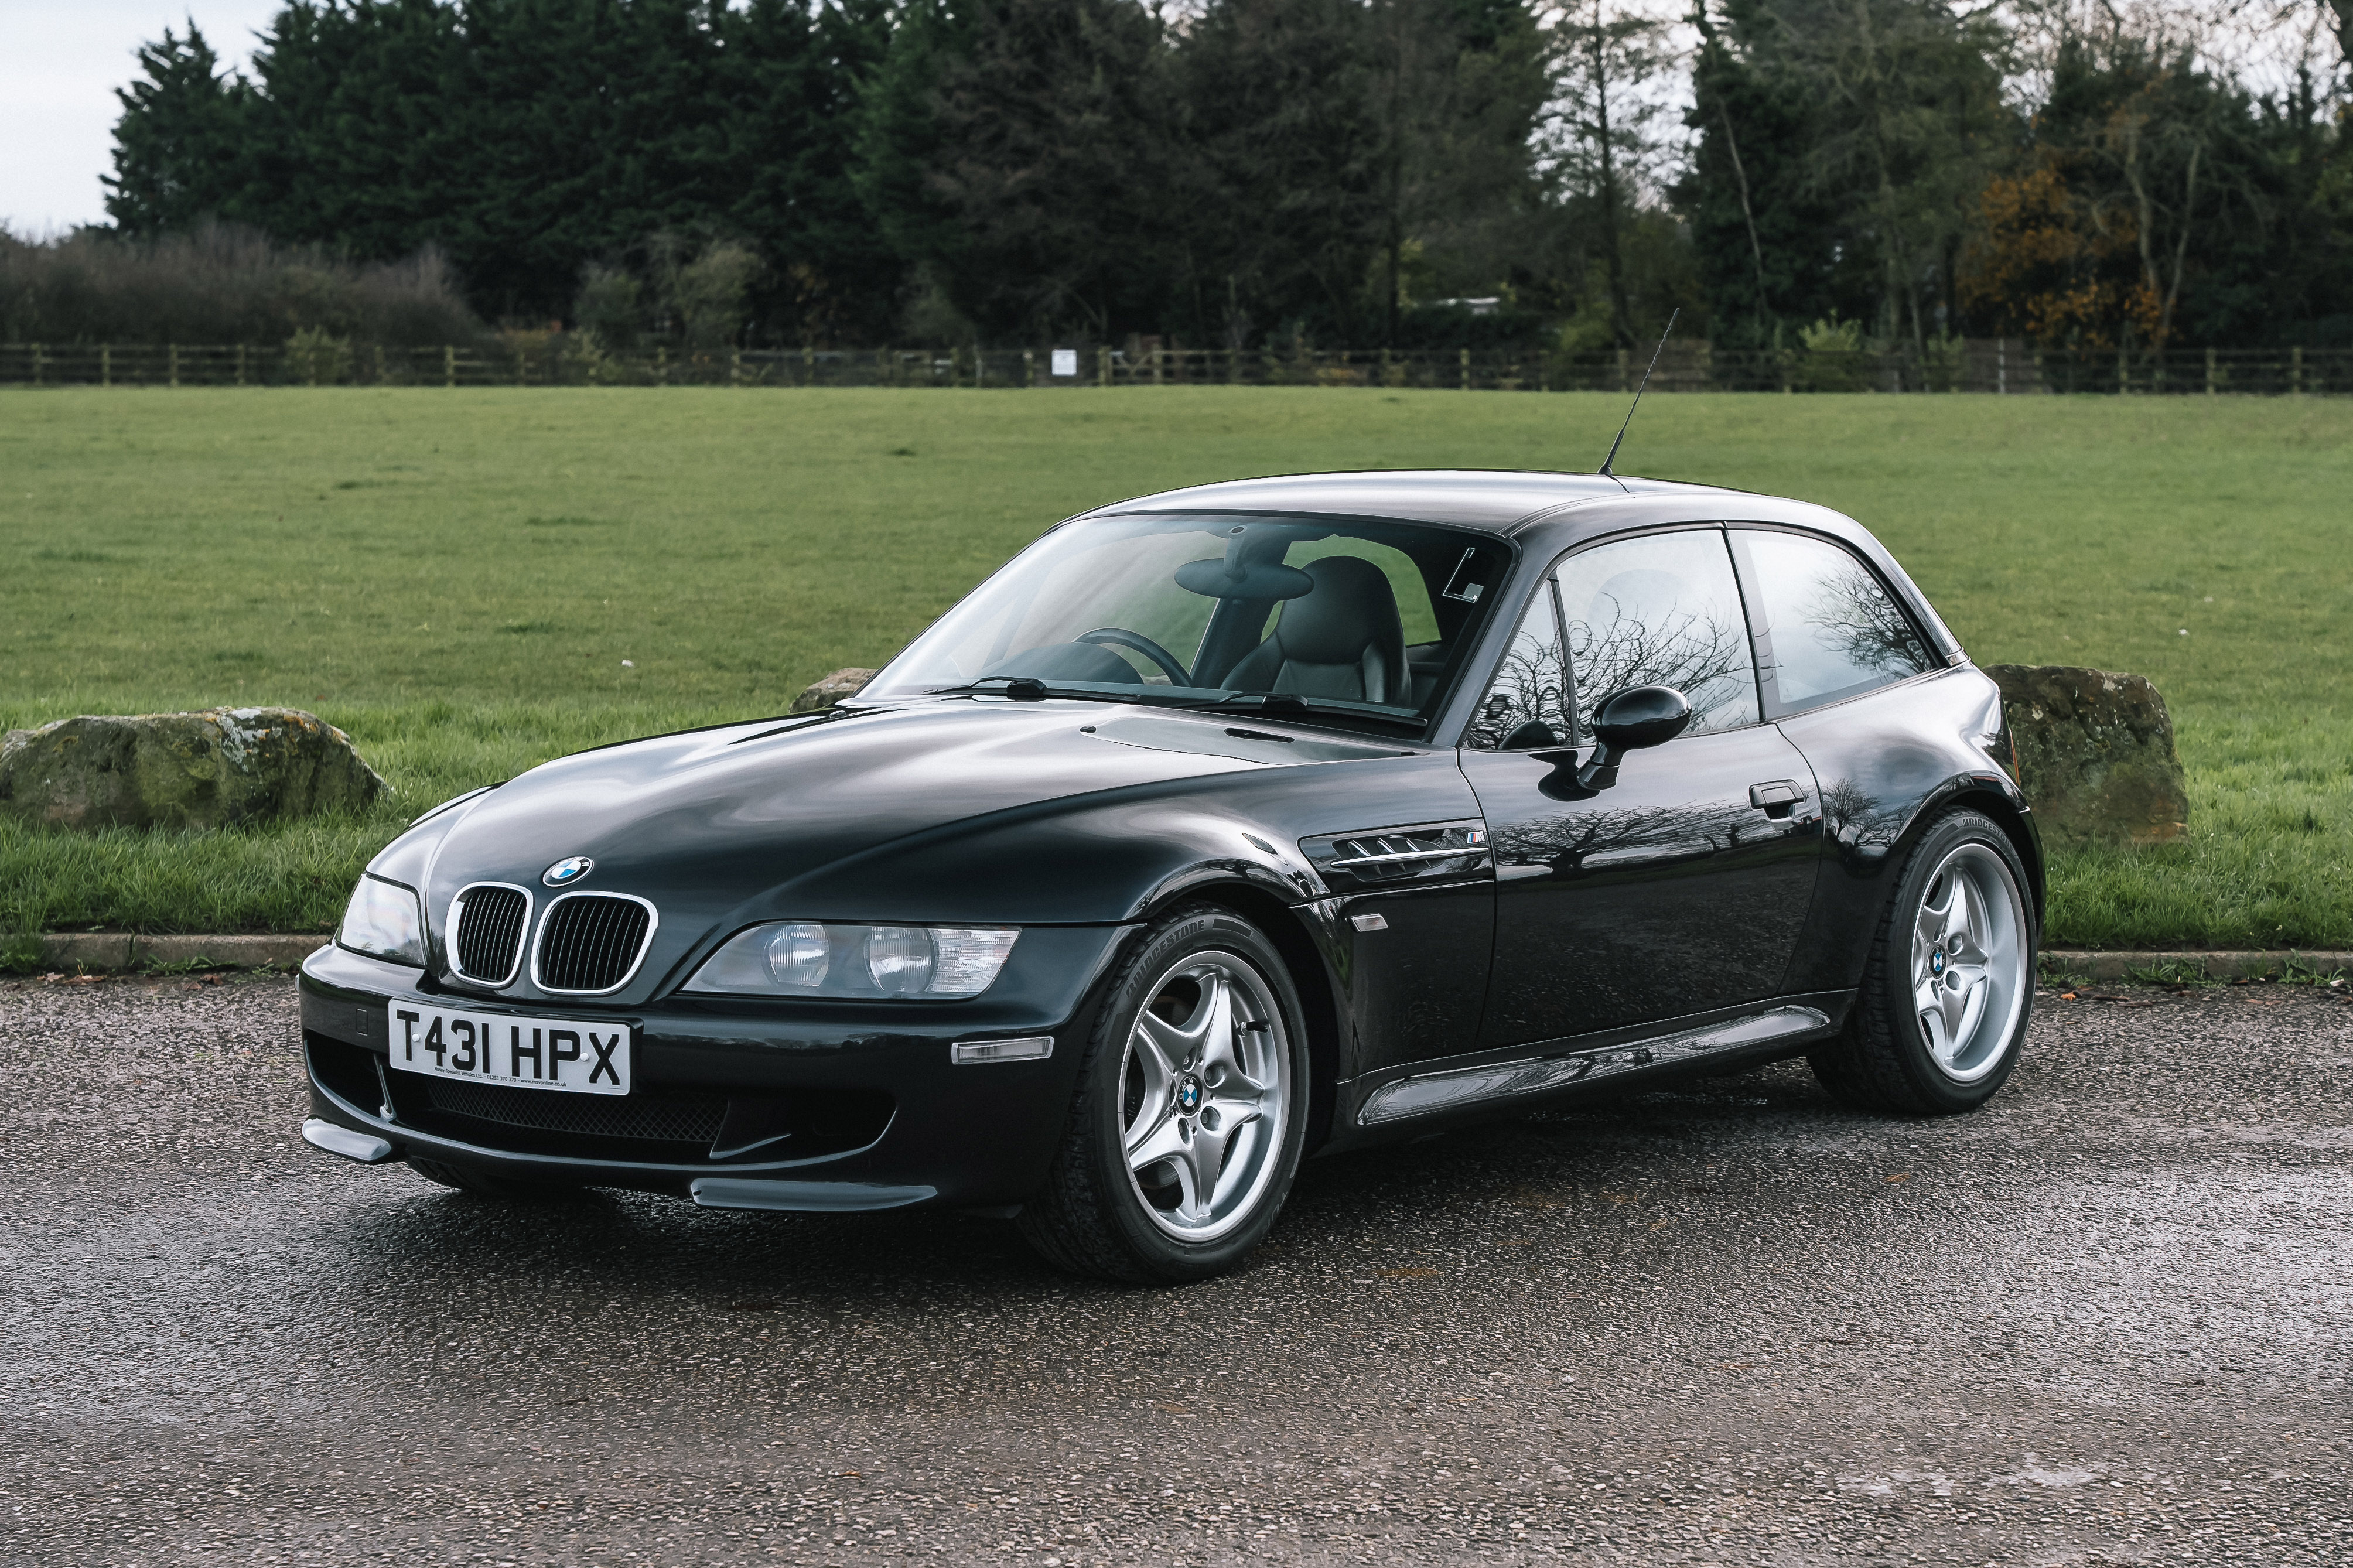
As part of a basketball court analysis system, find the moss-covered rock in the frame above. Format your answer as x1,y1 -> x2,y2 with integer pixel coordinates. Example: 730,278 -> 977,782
789,667 -> 878,713
1983,665 -> 2188,845
0,708 -> 387,831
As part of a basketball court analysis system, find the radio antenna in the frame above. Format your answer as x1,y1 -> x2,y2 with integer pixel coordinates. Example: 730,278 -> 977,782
1598,307 -> 1679,479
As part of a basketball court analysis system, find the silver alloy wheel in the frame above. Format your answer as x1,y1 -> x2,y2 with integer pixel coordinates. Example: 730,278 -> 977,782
1119,950 -> 1291,1242
1911,841 -> 2031,1083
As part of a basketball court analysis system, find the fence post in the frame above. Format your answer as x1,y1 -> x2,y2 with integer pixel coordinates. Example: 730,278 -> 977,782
1617,348 -> 1630,392
1023,348 -> 1034,387
1460,347 -> 1470,391
101,345 -> 111,387
167,344 -> 179,388
1996,339 -> 2006,396
1098,346 -> 1109,387
236,344 -> 247,386
2293,345 -> 2304,397
32,343 -> 42,387
2117,344 -> 2129,396
1226,347 -> 1237,385
802,344 -> 814,387
730,349 -> 743,387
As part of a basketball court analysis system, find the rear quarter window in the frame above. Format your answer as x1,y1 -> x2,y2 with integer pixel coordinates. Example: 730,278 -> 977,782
1737,529 -> 1934,709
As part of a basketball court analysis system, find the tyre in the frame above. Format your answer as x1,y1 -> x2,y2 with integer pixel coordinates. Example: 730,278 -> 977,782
1019,903 -> 1312,1284
1809,808 -> 2037,1115
408,1156 -> 582,1200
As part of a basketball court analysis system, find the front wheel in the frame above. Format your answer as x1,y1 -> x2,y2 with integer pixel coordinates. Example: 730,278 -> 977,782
1810,808 -> 2037,1115
1019,904 -> 1311,1283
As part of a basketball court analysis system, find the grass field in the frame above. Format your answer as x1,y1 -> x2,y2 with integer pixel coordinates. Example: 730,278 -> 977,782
3,385 -> 2349,954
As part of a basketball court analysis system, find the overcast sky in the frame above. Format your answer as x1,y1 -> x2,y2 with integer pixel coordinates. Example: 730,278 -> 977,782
2,1 -> 281,234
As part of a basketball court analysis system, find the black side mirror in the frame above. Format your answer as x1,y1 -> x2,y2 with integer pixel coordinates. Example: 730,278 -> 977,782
1575,686 -> 1693,792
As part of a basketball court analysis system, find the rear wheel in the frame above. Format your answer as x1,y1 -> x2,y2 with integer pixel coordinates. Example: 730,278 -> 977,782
1019,904 -> 1310,1283
1811,808 -> 2036,1115
408,1156 -> 583,1200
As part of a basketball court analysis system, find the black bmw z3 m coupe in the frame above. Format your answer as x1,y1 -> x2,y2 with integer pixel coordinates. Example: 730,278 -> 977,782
299,469 -> 2041,1282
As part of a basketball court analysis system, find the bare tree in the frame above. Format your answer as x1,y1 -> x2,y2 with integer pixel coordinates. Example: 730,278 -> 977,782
1544,1 -> 1677,349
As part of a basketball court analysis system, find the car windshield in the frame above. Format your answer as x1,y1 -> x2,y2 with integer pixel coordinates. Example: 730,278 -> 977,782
866,511 -> 1512,730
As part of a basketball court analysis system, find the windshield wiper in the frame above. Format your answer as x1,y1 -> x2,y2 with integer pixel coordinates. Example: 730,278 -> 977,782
924,677 -> 1142,703
1172,691 -> 1426,732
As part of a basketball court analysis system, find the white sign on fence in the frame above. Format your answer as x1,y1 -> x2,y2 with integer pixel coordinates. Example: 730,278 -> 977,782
1050,348 -> 1079,378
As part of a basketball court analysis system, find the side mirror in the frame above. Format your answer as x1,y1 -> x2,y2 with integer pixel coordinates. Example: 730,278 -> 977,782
1575,686 -> 1692,792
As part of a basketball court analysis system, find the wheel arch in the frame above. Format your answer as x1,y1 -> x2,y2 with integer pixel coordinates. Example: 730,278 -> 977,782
1141,877 -> 1346,1156
1922,783 -> 2045,934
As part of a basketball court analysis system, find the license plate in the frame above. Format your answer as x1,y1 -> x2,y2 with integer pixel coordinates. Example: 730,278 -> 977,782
385,1002 -> 631,1095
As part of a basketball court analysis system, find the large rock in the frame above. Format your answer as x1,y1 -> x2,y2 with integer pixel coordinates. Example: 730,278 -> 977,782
1983,664 -> 2188,845
789,667 -> 879,713
0,708 -> 387,832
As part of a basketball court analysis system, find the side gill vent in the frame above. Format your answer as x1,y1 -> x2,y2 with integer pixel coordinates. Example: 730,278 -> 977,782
1314,823 -> 1490,886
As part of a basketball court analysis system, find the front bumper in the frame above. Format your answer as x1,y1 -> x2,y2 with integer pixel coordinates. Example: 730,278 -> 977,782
297,926 -> 1132,1210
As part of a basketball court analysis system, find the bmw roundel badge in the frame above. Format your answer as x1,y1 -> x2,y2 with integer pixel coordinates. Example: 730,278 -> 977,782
542,856 -> 595,888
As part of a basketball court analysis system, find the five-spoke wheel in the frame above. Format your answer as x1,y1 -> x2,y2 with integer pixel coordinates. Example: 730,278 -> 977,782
1910,840 -> 2030,1084
1119,953 -> 1290,1242
1810,807 -> 2037,1114
1020,904 -> 1309,1282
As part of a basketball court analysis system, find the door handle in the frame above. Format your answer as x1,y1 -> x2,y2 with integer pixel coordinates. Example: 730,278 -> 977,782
1748,779 -> 1805,819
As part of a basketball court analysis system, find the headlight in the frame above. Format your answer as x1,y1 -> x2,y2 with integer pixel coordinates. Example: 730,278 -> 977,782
337,874 -> 425,966
682,923 -> 1020,998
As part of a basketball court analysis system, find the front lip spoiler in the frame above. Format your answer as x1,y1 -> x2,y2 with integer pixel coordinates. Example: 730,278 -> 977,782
302,1118 -> 394,1163
689,1178 -> 937,1213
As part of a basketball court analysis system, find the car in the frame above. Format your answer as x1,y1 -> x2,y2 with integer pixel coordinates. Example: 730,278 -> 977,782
298,468 -> 2042,1283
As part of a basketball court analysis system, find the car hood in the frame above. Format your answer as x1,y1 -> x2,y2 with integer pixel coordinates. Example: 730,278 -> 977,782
412,700 -> 1408,996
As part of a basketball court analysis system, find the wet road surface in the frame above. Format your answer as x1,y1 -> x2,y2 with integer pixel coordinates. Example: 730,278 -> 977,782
3,972 -> 2349,1566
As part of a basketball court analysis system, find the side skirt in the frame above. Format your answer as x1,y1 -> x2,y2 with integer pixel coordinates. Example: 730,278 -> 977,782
1333,991 -> 1852,1139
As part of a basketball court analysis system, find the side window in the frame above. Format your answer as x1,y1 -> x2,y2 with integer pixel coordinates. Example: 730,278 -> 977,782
1738,530 -> 1934,710
1553,529 -> 1760,742
1464,583 -> 1568,750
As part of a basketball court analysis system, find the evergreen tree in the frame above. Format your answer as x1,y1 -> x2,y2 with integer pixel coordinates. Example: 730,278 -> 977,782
104,26 -> 254,235
1176,0 -> 1385,347
919,0 -> 1174,341
1684,1 -> 1845,347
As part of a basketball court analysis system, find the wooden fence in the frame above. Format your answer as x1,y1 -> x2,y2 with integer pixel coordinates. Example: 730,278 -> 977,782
1,339 -> 2344,394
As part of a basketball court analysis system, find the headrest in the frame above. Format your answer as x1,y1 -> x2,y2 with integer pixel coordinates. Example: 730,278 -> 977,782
1275,556 -> 1404,665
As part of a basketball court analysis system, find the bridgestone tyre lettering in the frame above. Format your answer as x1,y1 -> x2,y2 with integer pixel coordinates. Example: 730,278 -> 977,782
1018,903 -> 1312,1283
1809,807 -> 2037,1116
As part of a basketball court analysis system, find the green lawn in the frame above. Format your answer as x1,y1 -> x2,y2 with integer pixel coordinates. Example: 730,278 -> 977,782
4,385 -> 2349,952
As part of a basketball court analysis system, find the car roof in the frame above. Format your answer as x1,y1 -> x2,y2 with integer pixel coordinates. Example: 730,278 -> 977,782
1077,466 -> 1965,666
1085,469 -> 1746,534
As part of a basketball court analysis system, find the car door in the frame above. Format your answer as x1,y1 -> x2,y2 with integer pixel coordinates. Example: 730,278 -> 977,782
1457,526 -> 1824,1046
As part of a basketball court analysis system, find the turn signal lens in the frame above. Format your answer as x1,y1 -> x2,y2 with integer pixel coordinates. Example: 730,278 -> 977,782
337,874 -> 425,967
930,927 -> 1023,993
684,923 -> 1020,999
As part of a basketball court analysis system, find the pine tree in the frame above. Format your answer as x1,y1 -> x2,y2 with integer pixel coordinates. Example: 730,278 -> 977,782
104,26 -> 254,235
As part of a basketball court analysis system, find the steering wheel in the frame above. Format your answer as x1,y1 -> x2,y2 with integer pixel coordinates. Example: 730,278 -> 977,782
1075,627 -> 1191,686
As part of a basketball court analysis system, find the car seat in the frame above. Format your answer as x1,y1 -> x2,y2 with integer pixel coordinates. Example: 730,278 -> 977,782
1220,556 -> 1411,705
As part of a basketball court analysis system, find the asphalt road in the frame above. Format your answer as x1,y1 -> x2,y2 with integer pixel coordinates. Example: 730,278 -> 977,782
4,972 -> 2349,1567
